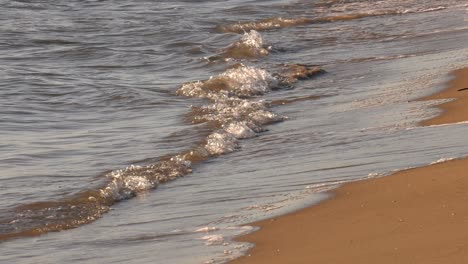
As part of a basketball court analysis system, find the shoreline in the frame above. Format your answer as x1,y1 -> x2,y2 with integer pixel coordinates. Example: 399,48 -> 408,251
229,67 -> 468,264
420,68 -> 468,126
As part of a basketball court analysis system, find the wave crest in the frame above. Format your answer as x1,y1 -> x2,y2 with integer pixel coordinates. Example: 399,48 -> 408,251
177,65 -> 278,98
208,30 -> 269,61
216,17 -> 312,34
216,7 -> 448,33
2,63 -> 324,241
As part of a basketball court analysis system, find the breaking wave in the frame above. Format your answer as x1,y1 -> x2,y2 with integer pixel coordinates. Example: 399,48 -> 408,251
0,63 -> 324,241
208,30 -> 269,61
178,65 -> 278,98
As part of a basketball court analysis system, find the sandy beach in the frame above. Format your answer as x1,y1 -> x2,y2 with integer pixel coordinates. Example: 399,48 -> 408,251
421,68 -> 468,126
230,68 -> 468,264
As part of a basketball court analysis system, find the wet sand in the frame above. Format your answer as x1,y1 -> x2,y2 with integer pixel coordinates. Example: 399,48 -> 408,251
421,68 -> 468,126
230,68 -> 468,264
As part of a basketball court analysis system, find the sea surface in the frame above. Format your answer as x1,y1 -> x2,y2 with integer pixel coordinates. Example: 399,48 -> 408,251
1,0 -> 467,263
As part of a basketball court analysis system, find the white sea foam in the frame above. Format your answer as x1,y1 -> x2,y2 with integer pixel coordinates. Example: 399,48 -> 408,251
170,154 -> 192,168
195,227 -> 220,233
97,156 -> 194,201
176,65 -> 286,167
179,66 -> 283,142
224,122 -> 257,139
430,157 -> 457,165
225,225 -> 255,232
177,65 -> 277,98
221,30 -> 269,58
220,66 -> 277,96
422,120 -> 468,128
205,131 -> 239,155
368,172 -> 380,177
239,30 -> 264,49
101,171 -> 155,200
420,6 -> 447,13
193,98 -> 280,129
201,234 -> 225,246
248,109 -> 282,124
177,81 -> 207,98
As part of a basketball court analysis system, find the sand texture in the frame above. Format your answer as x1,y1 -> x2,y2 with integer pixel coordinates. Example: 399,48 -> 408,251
230,68 -> 468,264
421,68 -> 468,126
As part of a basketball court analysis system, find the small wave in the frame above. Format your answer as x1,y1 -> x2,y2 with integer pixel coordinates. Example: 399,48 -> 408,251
407,6 -> 447,14
430,157 -> 457,165
208,30 -> 269,61
224,121 -> 257,139
273,64 -> 325,86
343,54 -> 418,64
205,131 -> 239,155
216,7 -> 449,33
408,120 -> 468,130
178,64 -> 325,155
179,64 -> 323,136
1,63 -> 325,241
201,234 -> 225,246
178,65 -> 284,146
178,65 -> 277,98
195,226 -> 220,233
216,17 -> 312,34
178,64 -> 323,99
1,156 -> 193,241
216,14 -> 389,33
270,95 -> 321,106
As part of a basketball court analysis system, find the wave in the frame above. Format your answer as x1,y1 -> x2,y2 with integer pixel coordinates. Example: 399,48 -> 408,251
178,65 -> 278,98
216,12 -> 398,33
207,30 -> 269,62
0,64 -> 324,241
216,7 -> 449,34
270,95 -> 322,106
216,17 -> 312,34
0,157 -> 192,241
273,64 -> 325,86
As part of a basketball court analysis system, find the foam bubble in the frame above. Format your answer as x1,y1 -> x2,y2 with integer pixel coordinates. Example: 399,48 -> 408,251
177,81 -> 207,98
195,227 -> 220,233
98,155 -> 194,201
220,66 -> 278,96
201,234 -> 225,246
177,65 -> 277,98
6,51 -> 325,241
225,225 -> 255,232
224,122 -> 257,139
192,98 -> 270,124
239,30 -> 263,49
222,30 -> 269,59
430,157 -> 456,165
205,131 -> 239,155
178,65 -> 283,135
249,109 -> 283,125
367,172 -> 382,178
102,171 -> 155,200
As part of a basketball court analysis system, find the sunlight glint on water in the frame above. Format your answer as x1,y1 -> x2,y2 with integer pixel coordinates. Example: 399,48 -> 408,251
0,0 -> 467,263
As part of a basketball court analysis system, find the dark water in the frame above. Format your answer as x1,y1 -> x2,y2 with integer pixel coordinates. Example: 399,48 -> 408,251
1,0 -> 467,263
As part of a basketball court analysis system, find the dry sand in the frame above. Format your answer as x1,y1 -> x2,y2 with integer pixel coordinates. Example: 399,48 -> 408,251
229,68 -> 468,264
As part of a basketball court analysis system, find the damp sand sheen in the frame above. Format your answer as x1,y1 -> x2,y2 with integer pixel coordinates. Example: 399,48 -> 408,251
0,0 -> 467,263
230,68 -> 468,264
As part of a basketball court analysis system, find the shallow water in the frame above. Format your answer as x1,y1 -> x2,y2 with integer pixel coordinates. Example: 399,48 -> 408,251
1,0 -> 467,263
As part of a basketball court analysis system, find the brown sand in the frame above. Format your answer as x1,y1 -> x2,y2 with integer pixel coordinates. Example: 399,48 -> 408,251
421,68 -> 468,126
230,68 -> 468,264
